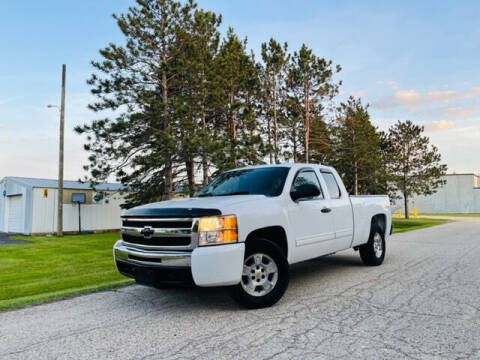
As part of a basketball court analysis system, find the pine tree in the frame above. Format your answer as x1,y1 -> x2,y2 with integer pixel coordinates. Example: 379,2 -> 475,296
282,96 -> 303,162
175,8 -> 222,194
77,0 -> 435,207
76,0 -> 197,206
286,45 -> 341,163
378,131 -> 398,200
261,39 -> 289,164
330,97 -> 383,195
386,120 -> 447,218
212,28 -> 263,172
309,110 -> 332,165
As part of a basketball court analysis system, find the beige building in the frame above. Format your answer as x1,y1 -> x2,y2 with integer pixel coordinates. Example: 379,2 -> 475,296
393,173 -> 480,214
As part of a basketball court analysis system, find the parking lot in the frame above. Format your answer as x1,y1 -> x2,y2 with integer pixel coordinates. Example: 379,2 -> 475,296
1,219 -> 479,360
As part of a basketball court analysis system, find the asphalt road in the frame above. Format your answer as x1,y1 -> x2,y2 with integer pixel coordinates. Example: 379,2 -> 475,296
1,219 -> 480,360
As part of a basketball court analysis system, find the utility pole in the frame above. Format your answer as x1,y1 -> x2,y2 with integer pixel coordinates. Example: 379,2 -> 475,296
57,64 -> 66,237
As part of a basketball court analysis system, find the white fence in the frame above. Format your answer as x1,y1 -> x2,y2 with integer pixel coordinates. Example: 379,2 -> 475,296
62,203 -> 122,232
31,188 -> 123,234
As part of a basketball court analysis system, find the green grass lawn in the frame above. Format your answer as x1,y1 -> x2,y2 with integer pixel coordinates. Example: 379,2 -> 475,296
0,232 -> 132,312
392,217 -> 448,233
420,213 -> 480,217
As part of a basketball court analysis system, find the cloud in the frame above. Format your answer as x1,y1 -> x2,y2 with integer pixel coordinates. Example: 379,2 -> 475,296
444,106 -> 475,119
374,87 -> 480,109
350,89 -> 368,98
424,120 -> 455,132
375,80 -> 399,90
387,81 -> 399,90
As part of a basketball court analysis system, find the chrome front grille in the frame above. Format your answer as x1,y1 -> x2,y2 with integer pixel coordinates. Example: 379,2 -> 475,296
121,217 -> 196,251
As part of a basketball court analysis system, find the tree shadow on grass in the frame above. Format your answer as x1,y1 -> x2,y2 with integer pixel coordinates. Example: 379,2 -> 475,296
0,233 -> 30,245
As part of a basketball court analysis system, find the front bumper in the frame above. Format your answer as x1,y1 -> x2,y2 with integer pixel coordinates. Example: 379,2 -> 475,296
113,240 -> 245,287
114,240 -> 191,267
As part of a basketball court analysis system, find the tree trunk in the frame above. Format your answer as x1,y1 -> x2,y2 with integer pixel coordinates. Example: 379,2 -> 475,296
266,96 -> 272,164
304,83 -> 310,163
353,130 -> 358,195
403,165 -> 408,219
273,81 -> 278,164
201,100 -> 209,185
186,157 -> 195,197
161,70 -> 172,200
267,117 -> 272,164
404,191 -> 409,219
161,12 -> 171,200
202,157 -> 208,185
229,87 -> 237,167
292,124 -> 297,162
354,160 -> 359,195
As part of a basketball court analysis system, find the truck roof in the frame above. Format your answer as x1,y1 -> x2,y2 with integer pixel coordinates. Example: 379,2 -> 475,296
232,163 -> 335,172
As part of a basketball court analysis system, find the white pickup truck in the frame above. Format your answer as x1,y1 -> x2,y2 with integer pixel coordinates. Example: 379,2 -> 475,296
114,163 -> 391,308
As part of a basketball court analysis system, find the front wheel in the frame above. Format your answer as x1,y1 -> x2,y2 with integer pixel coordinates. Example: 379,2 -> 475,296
229,239 -> 289,309
359,225 -> 386,266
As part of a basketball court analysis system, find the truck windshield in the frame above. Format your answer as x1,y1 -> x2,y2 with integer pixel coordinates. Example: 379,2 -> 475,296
196,167 -> 290,197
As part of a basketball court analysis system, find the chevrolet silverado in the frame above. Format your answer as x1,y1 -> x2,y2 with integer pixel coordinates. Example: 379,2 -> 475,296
114,163 -> 391,308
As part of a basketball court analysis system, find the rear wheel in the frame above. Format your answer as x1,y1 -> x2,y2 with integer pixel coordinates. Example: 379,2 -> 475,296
229,238 -> 289,309
359,225 -> 385,266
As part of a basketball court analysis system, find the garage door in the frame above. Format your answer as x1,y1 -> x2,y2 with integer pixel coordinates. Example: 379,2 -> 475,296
8,195 -> 24,233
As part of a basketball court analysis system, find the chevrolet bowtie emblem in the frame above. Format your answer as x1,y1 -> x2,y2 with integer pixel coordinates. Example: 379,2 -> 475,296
140,226 -> 154,239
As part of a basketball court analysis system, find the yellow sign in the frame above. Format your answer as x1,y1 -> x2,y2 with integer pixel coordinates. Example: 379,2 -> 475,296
43,188 -> 48,198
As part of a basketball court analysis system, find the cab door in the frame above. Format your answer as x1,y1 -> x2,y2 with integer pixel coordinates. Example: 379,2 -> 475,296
320,170 -> 354,251
288,168 -> 335,263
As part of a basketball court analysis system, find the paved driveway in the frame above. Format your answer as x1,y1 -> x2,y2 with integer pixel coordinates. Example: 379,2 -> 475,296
1,220 -> 480,360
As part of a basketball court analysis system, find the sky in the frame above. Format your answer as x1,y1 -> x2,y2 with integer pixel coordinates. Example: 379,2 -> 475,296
0,0 -> 479,181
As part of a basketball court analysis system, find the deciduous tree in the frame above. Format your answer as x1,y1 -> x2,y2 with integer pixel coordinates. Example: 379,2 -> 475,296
386,120 -> 447,218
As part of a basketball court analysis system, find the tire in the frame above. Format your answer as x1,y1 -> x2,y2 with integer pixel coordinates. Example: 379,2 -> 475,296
359,225 -> 386,266
229,238 -> 289,309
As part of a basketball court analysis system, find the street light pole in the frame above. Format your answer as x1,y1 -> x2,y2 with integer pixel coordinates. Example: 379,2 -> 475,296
57,64 -> 66,237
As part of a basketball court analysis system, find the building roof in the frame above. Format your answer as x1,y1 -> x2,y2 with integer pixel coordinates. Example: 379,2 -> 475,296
2,176 -> 123,191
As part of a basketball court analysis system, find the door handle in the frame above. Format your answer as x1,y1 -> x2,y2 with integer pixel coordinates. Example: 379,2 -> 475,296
321,207 -> 331,213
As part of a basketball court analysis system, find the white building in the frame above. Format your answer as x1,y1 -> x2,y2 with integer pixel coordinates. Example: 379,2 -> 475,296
0,177 -> 125,235
394,173 -> 480,214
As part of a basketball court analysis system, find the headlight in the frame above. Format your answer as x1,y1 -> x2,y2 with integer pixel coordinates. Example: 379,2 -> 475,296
198,215 -> 238,246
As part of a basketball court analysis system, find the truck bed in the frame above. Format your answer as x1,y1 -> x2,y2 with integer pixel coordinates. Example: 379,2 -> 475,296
349,195 -> 390,247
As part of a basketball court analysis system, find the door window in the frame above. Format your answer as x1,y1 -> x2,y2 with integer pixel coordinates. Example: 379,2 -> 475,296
291,170 -> 324,200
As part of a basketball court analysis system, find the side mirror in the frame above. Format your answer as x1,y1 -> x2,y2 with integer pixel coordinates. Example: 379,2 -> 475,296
290,183 -> 320,201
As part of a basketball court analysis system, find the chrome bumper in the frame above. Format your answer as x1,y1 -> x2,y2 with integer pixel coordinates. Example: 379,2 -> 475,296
113,240 -> 191,268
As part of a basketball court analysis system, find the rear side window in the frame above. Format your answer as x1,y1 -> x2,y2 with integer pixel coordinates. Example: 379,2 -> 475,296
321,171 -> 341,199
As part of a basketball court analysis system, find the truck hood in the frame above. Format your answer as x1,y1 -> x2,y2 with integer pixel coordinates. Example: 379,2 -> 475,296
122,195 -> 266,217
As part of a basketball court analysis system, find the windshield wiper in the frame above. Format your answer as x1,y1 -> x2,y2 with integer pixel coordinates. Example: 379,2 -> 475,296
196,191 -> 251,197
216,191 -> 251,196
